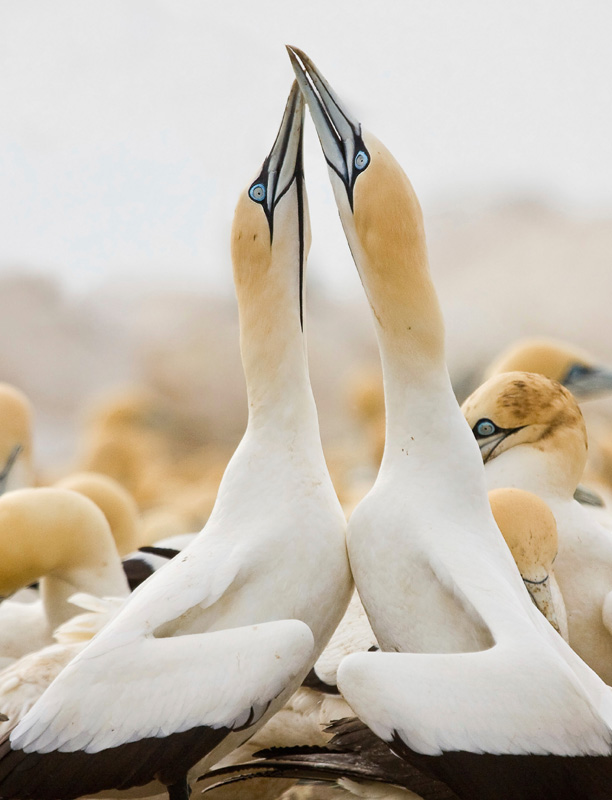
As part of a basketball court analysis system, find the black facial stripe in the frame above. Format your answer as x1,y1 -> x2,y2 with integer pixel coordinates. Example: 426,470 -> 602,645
295,134 -> 305,332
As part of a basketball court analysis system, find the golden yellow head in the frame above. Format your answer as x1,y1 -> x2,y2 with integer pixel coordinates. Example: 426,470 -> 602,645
489,486 -> 564,633
352,132 -> 425,273
489,487 -> 558,582
0,487 -> 114,596
462,371 -> 586,468
486,338 -> 612,400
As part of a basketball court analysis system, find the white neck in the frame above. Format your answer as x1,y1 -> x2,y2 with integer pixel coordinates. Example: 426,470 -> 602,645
241,315 -> 319,442
377,337 -> 490,503
484,445 -> 575,501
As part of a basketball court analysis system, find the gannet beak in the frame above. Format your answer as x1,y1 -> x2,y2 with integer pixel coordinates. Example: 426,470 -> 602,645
562,364 -> 612,400
524,575 -> 561,634
477,432 -> 512,463
249,80 -> 305,240
286,45 -> 368,208
0,444 -> 22,495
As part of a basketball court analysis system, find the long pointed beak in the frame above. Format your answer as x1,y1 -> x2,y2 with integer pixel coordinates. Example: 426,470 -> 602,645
476,426 -> 525,463
524,575 -> 561,635
247,81 -> 307,329
286,46 -> 368,206
563,365 -> 612,400
477,432 -> 512,464
249,81 -> 305,239
0,444 -> 22,495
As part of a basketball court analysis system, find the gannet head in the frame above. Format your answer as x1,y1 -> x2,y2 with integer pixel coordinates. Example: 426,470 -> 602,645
0,383 -> 34,494
0,487 -> 118,599
55,471 -> 141,556
287,46 -> 443,360
462,371 -> 587,489
486,338 -> 612,400
489,487 -> 565,634
231,81 -> 310,331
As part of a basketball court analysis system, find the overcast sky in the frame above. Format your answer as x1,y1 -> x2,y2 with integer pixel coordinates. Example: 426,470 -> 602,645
1,0 -> 611,295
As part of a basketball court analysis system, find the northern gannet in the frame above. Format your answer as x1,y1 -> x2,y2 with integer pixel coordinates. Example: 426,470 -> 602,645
0,81 -> 352,800
463,370 -> 612,683
0,384 -> 34,495
0,488 -> 129,662
287,46 -> 612,798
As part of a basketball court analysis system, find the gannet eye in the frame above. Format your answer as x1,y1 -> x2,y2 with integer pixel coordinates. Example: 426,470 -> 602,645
354,151 -> 369,170
564,363 -> 594,383
249,183 -> 266,203
475,419 -> 497,437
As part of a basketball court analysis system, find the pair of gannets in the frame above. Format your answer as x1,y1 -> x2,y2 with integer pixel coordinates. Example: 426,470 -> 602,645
462,371 -> 612,684
0,78 -> 352,800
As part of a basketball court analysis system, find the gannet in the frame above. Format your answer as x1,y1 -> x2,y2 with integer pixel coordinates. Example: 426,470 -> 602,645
484,338 -> 612,510
0,488 -> 129,662
0,81 -> 352,800
486,338 -> 612,399
0,384 -> 34,495
287,45 -> 612,799
463,370 -> 612,683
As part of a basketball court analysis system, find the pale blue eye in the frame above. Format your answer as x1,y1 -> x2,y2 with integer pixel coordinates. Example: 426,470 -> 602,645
354,150 -> 369,170
249,183 -> 266,202
476,420 -> 496,437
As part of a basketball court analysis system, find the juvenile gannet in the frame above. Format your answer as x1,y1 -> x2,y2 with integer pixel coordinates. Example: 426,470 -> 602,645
0,81 -> 352,800
486,338 -> 612,399
0,384 -> 34,495
287,46 -> 612,798
0,488 -> 129,662
463,371 -> 612,682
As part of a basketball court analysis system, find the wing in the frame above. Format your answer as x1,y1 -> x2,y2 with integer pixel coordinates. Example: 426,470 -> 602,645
337,644 -> 612,757
0,619 -> 314,799
91,531 -> 245,642
0,642 -> 83,737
